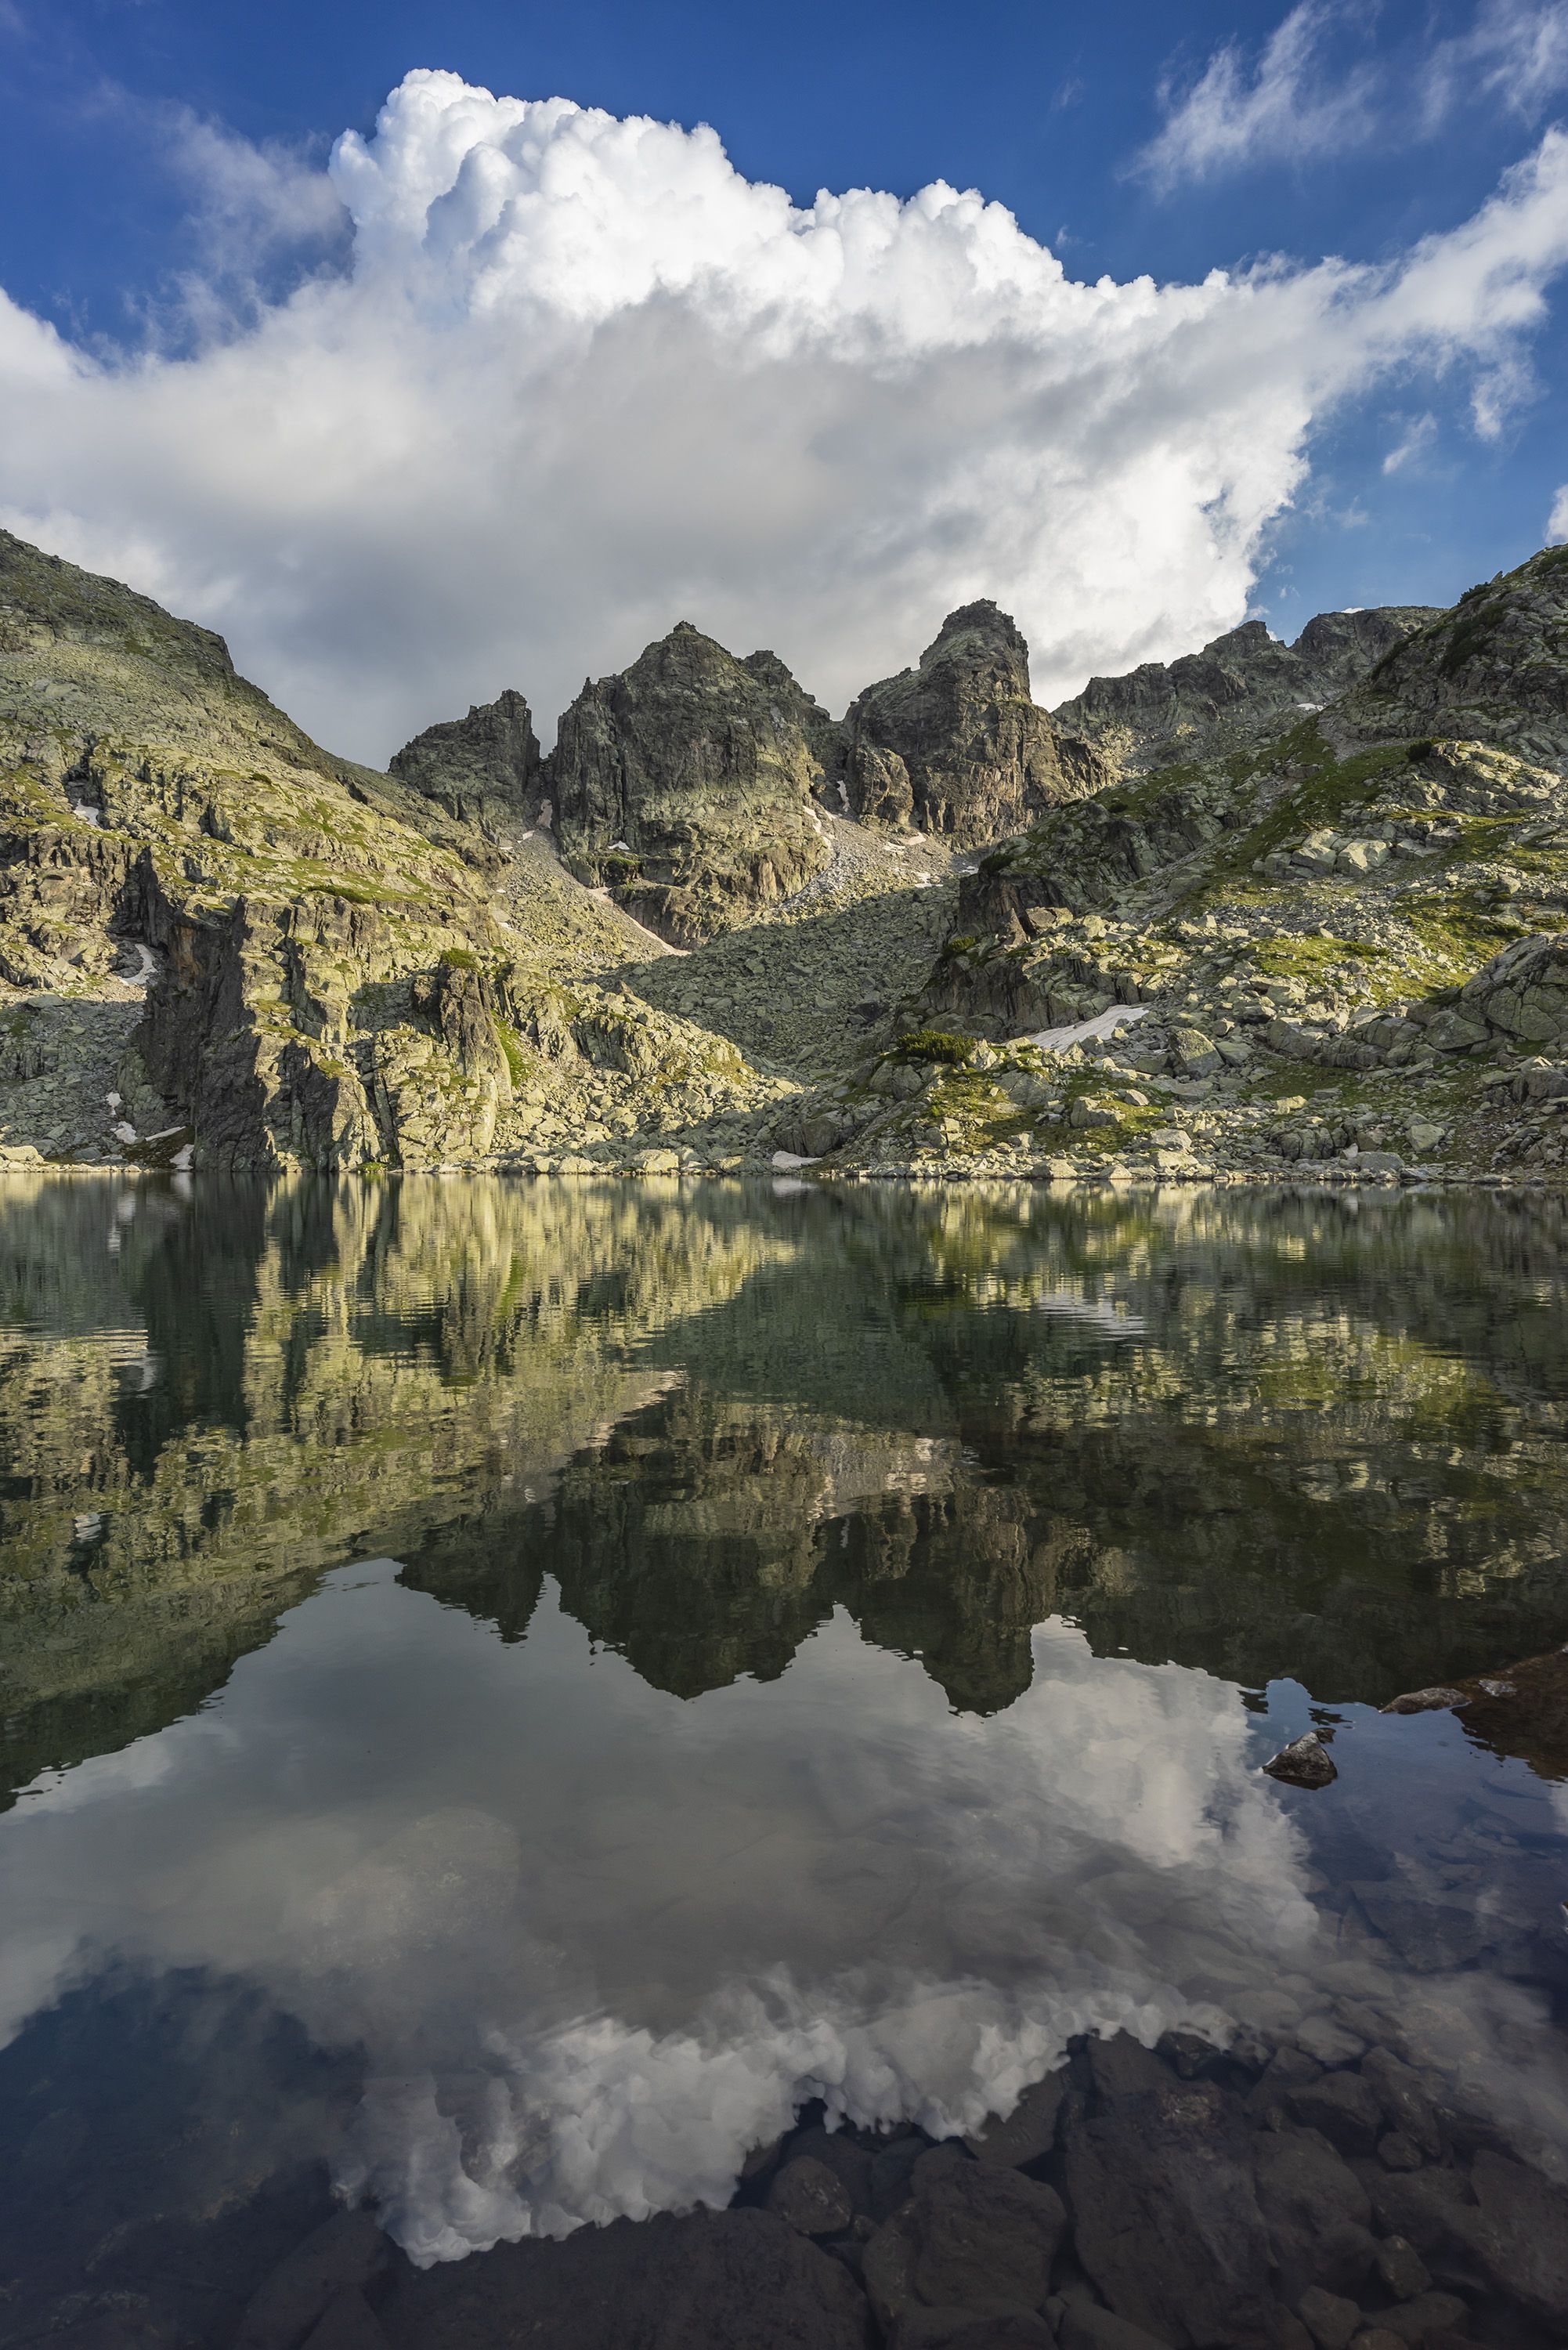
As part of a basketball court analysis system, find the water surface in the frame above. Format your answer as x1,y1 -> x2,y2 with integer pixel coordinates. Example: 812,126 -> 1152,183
2,1174 -> 1566,2301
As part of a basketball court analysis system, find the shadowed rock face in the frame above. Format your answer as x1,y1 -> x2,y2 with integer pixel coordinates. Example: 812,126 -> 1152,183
547,623 -> 838,943
1052,605 -> 1442,783
836,601 -> 1100,844
389,689 -> 542,826
1338,544 -> 1568,767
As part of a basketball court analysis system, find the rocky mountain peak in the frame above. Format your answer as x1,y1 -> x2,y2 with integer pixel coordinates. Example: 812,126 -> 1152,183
389,687 -> 542,826
547,625 -> 836,944
833,599 -> 1100,844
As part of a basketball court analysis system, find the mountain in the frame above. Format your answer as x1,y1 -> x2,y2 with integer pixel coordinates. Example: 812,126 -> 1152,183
1051,604 -> 1441,783
835,599 -> 1104,839
388,688 -> 544,829
544,622 -> 838,943
2,520 -> 1566,1183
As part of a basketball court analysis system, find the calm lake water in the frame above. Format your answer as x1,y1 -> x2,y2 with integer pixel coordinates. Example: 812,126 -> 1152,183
2,1175 -> 1567,2318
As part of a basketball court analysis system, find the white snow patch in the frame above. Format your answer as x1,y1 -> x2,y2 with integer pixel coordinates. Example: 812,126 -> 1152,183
1018,1004 -> 1152,1054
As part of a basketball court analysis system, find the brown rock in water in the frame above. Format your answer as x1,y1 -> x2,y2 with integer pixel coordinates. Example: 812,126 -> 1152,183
1378,1687 -> 1469,1714
1263,1732 -> 1339,1789
547,622 -> 838,942
836,602 -> 1102,844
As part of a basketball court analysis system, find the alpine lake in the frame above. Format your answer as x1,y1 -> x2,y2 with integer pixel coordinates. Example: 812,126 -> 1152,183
2,1172 -> 1568,2350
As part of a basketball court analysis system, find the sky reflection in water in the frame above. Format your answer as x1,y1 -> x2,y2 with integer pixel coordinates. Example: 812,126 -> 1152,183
1,1174 -> 1566,2270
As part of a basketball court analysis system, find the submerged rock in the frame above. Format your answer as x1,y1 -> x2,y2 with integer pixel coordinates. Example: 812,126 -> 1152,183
377,2206 -> 870,2350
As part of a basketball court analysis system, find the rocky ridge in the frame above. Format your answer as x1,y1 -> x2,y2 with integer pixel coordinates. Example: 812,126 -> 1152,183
768,544 -> 1568,1188
3,524 -> 1568,1183
1052,606 -> 1442,785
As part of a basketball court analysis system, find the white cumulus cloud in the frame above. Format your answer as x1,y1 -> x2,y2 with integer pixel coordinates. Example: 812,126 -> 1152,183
1550,483 -> 1568,540
2,70 -> 1568,761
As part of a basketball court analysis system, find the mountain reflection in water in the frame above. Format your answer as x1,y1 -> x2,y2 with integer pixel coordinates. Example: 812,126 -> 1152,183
1,1174 -> 1566,2301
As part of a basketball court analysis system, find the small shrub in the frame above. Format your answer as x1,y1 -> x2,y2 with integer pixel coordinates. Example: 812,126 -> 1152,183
894,1029 -> 977,1065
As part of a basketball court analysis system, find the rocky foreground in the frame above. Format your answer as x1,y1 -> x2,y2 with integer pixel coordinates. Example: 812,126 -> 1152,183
10,526 -> 1568,1182
86,1994 -> 1568,2350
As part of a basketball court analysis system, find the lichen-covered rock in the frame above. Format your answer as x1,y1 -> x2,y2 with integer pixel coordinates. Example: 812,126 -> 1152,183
389,689 -> 542,826
1339,543 -> 1568,768
1053,606 -> 1440,783
836,602 -> 1102,844
548,623 -> 836,942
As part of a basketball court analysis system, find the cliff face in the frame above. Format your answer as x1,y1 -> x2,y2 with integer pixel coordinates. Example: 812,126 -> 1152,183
547,623 -> 838,944
1336,546 -> 1568,765
1052,604 -> 1442,783
0,537 -> 787,1170
835,601 -> 1102,841
389,689 -> 543,828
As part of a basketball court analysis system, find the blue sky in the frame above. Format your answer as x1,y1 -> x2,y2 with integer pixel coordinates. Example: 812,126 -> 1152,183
1,0 -> 1566,755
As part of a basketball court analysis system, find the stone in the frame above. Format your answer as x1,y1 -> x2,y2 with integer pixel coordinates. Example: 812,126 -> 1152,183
1296,2017 -> 1366,2069
1064,2076 -> 1274,2347
1051,605 -> 1439,783
1367,2294 -> 1467,2345
870,2135 -> 933,2221
1288,2077 -> 1384,2159
376,2207 -> 869,2350
1252,2128 -> 1376,2299
1263,1733 -> 1338,1789
233,2211 -> 391,2350
388,689 -> 542,822
1057,2311 -> 1177,2350
299,2290 -> 392,2350
963,2071 -> 1068,2167
767,2156 -> 854,2237
1378,1690 -> 1467,1716
1359,2053 -> 1441,2159
892,2311 -> 1056,2350
909,2162 -> 1066,2314
1443,2149 -> 1568,2328
837,602 -> 1098,844
1371,2239 -> 1431,2302
1298,2286 -> 1361,2349
549,623 -> 838,941
1085,2032 -> 1171,2104
786,2127 -> 874,2214
1377,2135 -> 1423,2174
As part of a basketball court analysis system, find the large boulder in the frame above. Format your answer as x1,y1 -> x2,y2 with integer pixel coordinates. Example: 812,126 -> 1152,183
1062,2069 -> 1275,2348
377,2206 -> 871,2350
547,624 -> 837,942
862,2160 -> 1066,2329
836,602 -> 1100,844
